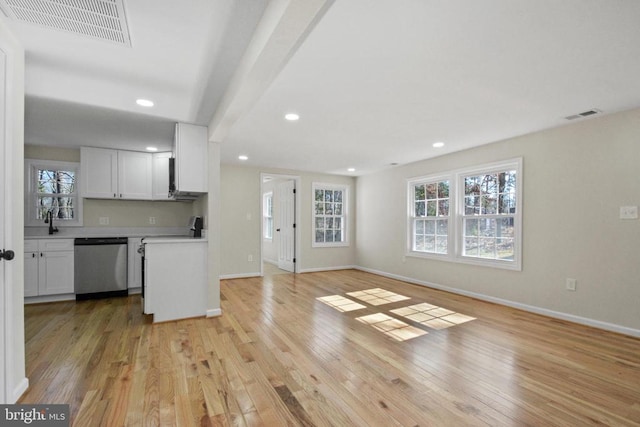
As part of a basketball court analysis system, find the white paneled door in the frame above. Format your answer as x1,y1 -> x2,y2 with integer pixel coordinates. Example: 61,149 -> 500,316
0,43 -> 6,405
277,180 -> 296,272
1,19 -> 26,404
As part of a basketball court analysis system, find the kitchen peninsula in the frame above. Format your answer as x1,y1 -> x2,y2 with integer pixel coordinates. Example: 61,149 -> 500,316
141,236 -> 208,322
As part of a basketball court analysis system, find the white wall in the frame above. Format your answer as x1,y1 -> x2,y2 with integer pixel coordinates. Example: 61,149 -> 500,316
356,107 -> 640,334
206,142 -> 221,316
220,164 -> 356,277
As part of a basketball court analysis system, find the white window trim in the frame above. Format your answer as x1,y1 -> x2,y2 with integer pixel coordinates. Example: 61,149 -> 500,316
406,158 -> 522,271
25,158 -> 83,227
406,173 -> 452,261
312,182 -> 349,248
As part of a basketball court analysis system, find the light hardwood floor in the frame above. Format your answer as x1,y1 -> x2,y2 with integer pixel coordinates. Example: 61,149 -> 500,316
20,269 -> 640,426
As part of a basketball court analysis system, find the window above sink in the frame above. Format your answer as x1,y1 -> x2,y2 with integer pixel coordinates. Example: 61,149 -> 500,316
25,159 -> 83,227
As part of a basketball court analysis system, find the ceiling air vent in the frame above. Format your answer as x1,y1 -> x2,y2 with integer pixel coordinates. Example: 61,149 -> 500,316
0,0 -> 131,46
565,109 -> 601,121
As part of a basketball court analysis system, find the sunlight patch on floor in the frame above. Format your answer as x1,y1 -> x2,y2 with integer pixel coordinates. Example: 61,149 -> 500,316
356,313 -> 427,341
317,295 -> 367,312
391,303 -> 476,330
347,288 -> 411,306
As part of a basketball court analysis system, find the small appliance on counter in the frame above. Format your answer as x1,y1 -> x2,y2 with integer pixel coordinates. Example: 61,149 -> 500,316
188,216 -> 203,238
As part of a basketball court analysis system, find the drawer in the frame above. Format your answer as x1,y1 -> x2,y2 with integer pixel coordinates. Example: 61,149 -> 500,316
38,239 -> 74,252
24,240 -> 39,252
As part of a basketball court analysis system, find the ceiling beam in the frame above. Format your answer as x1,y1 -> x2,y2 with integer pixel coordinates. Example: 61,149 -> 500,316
207,0 -> 334,143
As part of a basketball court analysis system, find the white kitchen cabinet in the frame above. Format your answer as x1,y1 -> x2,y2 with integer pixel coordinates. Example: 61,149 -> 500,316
81,147 -> 117,198
143,237 -> 207,322
152,152 -> 172,200
127,237 -> 143,289
173,123 -> 208,194
118,150 -> 153,199
24,239 -> 75,297
81,147 -> 152,200
24,241 -> 39,297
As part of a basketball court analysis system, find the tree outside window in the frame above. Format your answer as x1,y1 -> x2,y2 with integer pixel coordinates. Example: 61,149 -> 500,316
313,183 -> 348,247
263,192 -> 273,239
26,159 -> 82,227
406,158 -> 521,270
411,179 -> 449,255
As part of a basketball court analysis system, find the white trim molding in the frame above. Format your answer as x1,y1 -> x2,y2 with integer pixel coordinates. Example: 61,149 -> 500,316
206,308 -> 222,318
355,266 -> 640,338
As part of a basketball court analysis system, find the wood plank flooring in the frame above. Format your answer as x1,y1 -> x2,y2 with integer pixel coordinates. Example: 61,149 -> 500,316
20,269 -> 640,426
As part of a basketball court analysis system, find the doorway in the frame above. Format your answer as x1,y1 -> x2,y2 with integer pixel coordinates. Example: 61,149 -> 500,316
260,173 -> 300,276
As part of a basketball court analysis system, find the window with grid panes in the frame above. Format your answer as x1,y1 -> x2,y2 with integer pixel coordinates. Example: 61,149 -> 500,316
462,170 -> 517,261
410,178 -> 450,255
406,158 -> 522,270
263,192 -> 273,239
25,159 -> 83,227
313,183 -> 348,247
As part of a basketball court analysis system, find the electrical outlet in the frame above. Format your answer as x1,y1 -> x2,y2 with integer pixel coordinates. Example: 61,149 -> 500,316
99,217 -> 109,225
248,254 -> 253,262
619,206 -> 638,219
566,278 -> 577,291
149,216 -> 156,225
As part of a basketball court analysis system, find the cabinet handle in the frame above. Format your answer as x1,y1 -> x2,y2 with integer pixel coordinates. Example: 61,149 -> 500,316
120,194 -> 123,198
32,253 -> 35,258
113,193 -> 116,198
40,252 -> 43,257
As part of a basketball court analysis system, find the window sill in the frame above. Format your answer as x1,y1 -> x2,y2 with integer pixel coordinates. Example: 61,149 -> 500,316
312,242 -> 350,248
405,250 -> 521,271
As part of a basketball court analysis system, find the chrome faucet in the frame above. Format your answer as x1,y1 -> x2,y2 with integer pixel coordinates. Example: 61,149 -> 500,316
44,210 -> 58,235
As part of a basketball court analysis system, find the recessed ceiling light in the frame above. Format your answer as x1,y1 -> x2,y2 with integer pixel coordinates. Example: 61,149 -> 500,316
238,155 -> 248,161
347,168 -> 356,172
145,146 -> 158,152
136,99 -> 154,107
432,141 -> 445,148
284,113 -> 299,121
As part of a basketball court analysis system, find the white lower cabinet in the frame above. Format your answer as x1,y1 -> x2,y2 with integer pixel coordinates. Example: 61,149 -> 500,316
143,238 -> 207,322
24,239 -> 75,297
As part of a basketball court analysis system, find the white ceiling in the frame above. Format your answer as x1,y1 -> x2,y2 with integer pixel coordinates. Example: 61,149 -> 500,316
4,0 -> 640,176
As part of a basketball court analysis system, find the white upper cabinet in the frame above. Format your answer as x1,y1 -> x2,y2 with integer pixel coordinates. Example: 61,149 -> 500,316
118,150 -> 152,199
173,123 -> 208,194
152,152 -> 172,200
81,147 -> 118,198
81,147 -> 152,200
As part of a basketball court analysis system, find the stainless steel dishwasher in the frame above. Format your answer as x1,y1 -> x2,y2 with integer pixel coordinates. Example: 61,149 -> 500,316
74,237 -> 128,300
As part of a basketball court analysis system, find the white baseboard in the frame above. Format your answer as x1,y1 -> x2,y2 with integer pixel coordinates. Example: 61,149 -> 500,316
206,308 -> 222,317
355,266 -> 640,338
298,265 -> 356,273
12,377 -> 29,403
220,272 -> 261,280
24,294 -> 75,304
